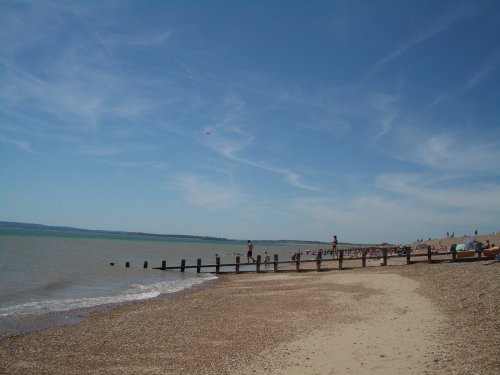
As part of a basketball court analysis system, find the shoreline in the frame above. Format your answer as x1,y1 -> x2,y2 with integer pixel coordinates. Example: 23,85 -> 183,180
1,260 -> 498,374
0,259 -> 408,339
0,257 -> 379,340
0,276 -> 222,340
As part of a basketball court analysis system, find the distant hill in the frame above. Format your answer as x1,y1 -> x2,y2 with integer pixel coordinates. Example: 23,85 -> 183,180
0,221 -> 229,242
0,221 -> 361,245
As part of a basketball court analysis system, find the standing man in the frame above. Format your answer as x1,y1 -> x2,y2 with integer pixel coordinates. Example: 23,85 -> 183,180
332,235 -> 338,259
247,240 -> 256,263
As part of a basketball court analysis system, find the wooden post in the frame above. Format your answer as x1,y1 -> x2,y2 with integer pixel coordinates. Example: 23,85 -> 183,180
143,261 -> 148,268
427,245 -> 432,264
362,250 -> 367,268
216,257 -> 221,274
162,260 -> 166,269
295,253 -> 301,272
181,259 -> 186,272
126,261 -> 130,268
406,246 -> 411,265
382,249 -> 388,266
316,251 -> 322,272
273,254 -> 278,272
339,250 -> 344,270
197,258 -> 202,273
235,256 -> 240,273
256,255 -> 261,273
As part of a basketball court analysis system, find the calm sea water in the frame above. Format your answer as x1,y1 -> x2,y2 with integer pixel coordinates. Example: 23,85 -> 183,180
0,228 -> 316,336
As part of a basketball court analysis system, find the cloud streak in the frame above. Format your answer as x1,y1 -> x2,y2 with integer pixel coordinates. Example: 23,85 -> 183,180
205,127 -> 322,192
0,133 -> 33,153
430,50 -> 500,108
413,133 -> 500,173
376,173 -> 500,212
364,5 -> 469,80
169,173 -> 242,209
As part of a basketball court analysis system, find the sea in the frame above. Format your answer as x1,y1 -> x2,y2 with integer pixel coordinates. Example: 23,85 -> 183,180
0,228 -> 318,337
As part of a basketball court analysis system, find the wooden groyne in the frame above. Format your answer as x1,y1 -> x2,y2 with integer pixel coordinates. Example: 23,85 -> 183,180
112,246 -> 497,274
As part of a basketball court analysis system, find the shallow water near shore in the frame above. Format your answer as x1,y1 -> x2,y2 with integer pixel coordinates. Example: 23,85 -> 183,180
0,228 -> 314,337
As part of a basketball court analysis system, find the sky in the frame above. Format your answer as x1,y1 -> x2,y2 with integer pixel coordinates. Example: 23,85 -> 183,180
1,0 -> 499,244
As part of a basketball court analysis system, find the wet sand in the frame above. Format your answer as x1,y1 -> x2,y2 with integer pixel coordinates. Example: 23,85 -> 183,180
1,258 -> 498,374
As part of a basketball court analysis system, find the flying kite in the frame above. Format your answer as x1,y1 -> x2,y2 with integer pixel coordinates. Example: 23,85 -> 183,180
205,130 -> 212,135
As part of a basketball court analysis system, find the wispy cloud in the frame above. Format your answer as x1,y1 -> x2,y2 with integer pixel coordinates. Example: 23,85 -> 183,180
231,153 -> 323,192
70,6 -> 114,59
465,50 -> 500,90
364,6 -> 469,80
376,173 -> 500,212
369,93 -> 399,139
169,173 -> 243,209
1,60 -> 106,131
430,50 -> 500,107
193,93 -> 323,192
205,124 -> 322,192
414,133 -> 500,173
0,133 -> 33,153
0,1 -> 175,138
1,47 -> 173,143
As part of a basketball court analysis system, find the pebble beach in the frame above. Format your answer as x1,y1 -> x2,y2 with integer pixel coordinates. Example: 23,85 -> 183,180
1,239 -> 499,374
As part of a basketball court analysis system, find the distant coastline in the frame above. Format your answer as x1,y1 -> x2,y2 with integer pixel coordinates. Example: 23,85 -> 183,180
0,221 -> 331,245
0,221 -> 230,242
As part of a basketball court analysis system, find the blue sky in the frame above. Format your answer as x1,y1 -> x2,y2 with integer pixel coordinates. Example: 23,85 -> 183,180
1,1 -> 499,243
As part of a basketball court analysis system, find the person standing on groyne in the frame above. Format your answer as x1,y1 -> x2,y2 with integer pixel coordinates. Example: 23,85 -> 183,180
247,240 -> 256,263
332,235 -> 338,259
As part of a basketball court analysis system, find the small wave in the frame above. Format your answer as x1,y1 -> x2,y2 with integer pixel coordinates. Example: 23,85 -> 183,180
0,274 -> 217,317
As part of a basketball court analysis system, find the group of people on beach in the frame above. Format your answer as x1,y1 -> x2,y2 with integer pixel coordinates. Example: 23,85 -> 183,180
246,235 -> 340,266
290,234 -> 339,263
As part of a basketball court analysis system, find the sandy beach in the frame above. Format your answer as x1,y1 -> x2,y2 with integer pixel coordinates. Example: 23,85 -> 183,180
411,232 -> 500,252
1,254 -> 498,374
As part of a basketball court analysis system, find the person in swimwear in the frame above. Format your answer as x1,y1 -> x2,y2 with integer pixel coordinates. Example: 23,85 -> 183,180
247,240 -> 256,263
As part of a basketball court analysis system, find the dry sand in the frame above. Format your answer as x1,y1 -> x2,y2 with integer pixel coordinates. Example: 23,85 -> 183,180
1,256 -> 498,374
236,273 -> 442,375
